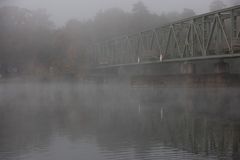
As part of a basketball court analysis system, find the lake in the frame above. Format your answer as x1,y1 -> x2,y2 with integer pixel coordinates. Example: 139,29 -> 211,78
0,82 -> 239,160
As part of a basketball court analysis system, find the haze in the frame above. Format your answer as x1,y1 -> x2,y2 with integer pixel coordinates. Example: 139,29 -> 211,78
1,0 -> 240,159
1,0 -> 232,26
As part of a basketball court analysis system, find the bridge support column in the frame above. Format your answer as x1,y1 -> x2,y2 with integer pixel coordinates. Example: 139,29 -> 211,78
180,63 -> 196,74
214,60 -> 230,74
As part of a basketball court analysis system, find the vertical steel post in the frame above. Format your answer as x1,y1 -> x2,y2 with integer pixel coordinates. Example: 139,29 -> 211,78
231,9 -> 237,52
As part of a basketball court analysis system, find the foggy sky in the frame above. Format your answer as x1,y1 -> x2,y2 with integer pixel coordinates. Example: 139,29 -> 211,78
1,0 -> 232,26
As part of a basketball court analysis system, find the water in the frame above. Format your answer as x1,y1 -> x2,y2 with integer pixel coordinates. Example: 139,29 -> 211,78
0,81 -> 239,160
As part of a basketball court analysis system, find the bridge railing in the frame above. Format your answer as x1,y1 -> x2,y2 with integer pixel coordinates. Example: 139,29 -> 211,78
89,5 -> 240,67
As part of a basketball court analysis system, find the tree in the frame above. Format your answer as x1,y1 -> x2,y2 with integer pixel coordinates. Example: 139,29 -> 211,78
209,0 -> 226,11
94,8 -> 128,40
181,8 -> 196,19
231,0 -> 240,5
132,1 -> 149,15
0,6 -> 55,77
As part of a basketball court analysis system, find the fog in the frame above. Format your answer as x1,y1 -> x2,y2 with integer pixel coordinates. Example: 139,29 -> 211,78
1,0 -> 240,159
0,81 -> 240,160
1,0 -> 233,26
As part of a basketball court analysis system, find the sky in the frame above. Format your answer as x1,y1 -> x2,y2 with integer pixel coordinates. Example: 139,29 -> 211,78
0,0 -> 232,26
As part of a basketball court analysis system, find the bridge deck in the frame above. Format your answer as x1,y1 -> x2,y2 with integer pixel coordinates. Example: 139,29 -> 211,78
97,53 -> 240,69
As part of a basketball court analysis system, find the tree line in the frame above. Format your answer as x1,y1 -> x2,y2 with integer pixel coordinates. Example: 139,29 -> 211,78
0,0 -> 237,79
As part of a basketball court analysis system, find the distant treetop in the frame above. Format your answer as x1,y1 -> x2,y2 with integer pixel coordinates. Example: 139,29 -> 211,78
132,1 -> 149,14
209,0 -> 226,11
231,0 -> 240,5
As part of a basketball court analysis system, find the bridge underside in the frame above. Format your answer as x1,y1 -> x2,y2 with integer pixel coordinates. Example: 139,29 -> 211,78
91,56 -> 240,87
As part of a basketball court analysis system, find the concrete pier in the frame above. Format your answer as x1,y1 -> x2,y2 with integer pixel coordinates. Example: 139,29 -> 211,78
180,63 -> 196,74
214,61 -> 230,74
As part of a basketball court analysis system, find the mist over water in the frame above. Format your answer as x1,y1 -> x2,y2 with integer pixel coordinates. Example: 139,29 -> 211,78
0,81 -> 239,160
1,0 -> 240,160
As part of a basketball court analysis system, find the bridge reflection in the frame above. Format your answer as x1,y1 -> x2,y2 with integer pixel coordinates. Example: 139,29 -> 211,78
0,83 -> 239,159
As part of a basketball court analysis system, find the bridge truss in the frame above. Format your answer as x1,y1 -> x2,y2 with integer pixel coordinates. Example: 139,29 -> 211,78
89,5 -> 240,67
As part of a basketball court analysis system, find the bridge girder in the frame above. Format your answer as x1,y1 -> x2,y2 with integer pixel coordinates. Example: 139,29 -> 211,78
89,5 -> 240,68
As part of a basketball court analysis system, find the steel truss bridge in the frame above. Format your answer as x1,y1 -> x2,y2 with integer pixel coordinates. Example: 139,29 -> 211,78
89,5 -> 240,68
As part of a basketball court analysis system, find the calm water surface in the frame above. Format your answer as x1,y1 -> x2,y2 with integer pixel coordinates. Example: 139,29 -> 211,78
0,82 -> 239,160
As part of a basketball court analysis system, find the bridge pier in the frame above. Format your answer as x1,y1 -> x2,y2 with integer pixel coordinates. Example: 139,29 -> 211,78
180,63 -> 196,74
214,60 -> 230,74
92,57 -> 240,88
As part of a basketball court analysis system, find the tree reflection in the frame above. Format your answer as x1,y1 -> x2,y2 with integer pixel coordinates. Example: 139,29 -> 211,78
0,83 -> 239,159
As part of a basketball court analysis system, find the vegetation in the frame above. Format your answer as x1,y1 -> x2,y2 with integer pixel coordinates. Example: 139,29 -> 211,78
0,1 -> 234,79
209,0 -> 226,11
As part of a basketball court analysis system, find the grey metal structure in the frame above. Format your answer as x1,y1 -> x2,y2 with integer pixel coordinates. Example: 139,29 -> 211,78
89,5 -> 240,67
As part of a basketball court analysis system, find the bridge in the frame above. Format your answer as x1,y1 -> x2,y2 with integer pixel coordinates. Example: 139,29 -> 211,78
88,5 -> 240,87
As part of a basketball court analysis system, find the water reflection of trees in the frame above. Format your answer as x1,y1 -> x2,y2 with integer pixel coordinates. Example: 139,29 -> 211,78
0,83 -> 239,159
95,104 -> 240,159
93,85 -> 240,159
